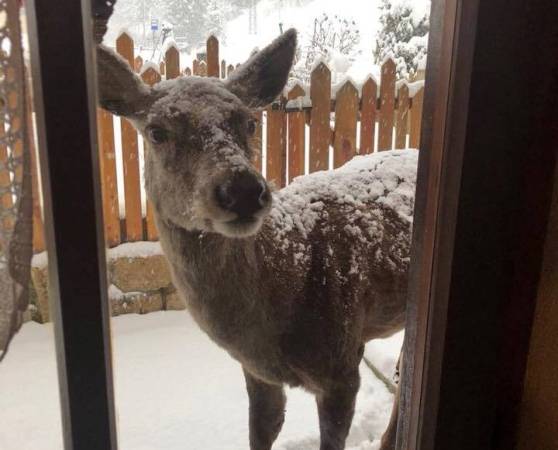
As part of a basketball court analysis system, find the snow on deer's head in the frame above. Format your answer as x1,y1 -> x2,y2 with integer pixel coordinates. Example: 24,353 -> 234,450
97,30 -> 297,238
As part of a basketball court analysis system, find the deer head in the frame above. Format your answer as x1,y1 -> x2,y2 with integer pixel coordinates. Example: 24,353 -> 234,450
97,30 -> 297,238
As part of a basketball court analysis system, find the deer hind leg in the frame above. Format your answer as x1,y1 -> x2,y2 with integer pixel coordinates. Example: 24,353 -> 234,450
316,369 -> 361,450
380,349 -> 403,450
243,368 -> 286,450
379,378 -> 399,450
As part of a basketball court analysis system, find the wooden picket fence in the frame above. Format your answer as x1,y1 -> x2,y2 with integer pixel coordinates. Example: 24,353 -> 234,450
30,32 -> 424,252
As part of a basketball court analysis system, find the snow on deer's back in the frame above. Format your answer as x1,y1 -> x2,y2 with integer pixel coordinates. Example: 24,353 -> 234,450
263,149 -> 418,277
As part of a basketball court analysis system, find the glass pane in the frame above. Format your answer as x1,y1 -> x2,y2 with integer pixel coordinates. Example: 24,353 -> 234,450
99,0 -> 428,448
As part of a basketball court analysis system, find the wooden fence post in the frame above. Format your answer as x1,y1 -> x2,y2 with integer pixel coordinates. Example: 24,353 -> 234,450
395,83 -> 409,149
309,62 -> 331,172
116,32 -> 143,241
159,61 -> 165,76
26,88 -> 46,252
221,59 -> 226,79
193,59 -> 199,76
97,108 -> 121,247
266,100 -> 287,188
409,86 -> 424,149
140,66 -> 162,241
252,110 -> 263,173
287,84 -> 306,182
165,43 -> 180,79
378,58 -> 396,151
198,61 -> 207,77
207,35 -> 219,78
227,64 -> 234,77
333,80 -> 359,168
360,76 -> 377,154
134,55 -> 143,73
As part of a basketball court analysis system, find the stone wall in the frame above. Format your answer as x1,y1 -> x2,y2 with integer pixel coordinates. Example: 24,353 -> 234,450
30,241 -> 186,323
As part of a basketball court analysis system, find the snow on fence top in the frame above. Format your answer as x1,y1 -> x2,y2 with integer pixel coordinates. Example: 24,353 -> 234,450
310,56 -> 332,73
162,38 -> 179,55
116,28 -> 133,41
331,76 -> 360,98
140,61 -> 160,76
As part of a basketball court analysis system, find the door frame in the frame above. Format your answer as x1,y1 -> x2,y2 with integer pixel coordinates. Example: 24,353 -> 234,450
398,0 -> 558,449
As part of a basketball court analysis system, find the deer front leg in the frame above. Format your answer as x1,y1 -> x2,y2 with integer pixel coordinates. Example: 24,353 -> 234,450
316,370 -> 360,450
243,368 -> 286,450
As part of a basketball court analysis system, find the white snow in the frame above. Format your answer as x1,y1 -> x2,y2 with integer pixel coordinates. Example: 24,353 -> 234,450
139,60 -> 160,75
271,150 -> 417,238
162,37 -> 180,55
0,311 -> 403,450
31,242 -> 165,269
107,241 -> 163,260
31,251 -> 48,268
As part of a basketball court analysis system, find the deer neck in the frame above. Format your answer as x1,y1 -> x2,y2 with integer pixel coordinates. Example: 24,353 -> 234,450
157,219 -> 261,306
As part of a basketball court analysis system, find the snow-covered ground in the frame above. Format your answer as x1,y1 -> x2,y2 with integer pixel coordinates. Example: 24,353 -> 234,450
0,311 -> 403,450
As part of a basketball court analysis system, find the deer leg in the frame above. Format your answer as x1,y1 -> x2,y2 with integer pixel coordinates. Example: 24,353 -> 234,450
379,378 -> 400,450
243,368 -> 286,450
316,369 -> 361,450
380,348 -> 403,450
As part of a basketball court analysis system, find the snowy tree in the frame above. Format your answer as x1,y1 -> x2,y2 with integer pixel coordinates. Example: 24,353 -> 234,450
293,13 -> 361,83
374,0 -> 429,80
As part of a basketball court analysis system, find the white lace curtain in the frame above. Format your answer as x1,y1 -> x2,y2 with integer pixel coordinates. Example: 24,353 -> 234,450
0,0 -> 33,361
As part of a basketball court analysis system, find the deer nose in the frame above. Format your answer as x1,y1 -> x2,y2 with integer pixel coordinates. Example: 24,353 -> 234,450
216,172 -> 271,218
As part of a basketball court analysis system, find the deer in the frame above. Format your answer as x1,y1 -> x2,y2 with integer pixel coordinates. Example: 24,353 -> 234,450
97,29 -> 417,450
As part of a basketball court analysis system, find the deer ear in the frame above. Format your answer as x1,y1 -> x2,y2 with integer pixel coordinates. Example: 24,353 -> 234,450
96,45 -> 151,117
226,29 -> 297,108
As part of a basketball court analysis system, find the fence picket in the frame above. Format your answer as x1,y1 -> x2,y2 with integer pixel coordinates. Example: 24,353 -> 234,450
378,58 -> 396,151
221,59 -> 226,79
395,84 -> 409,149
360,77 -> 377,154
25,89 -> 46,252
227,64 -> 234,77
287,84 -> 306,182
333,81 -> 359,168
198,61 -> 207,77
193,59 -> 199,76
207,35 -> 219,78
410,87 -> 424,149
266,101 -> 286,188
141,67 -> 162,241
159,61 -> 165,76
252,110 -> 263,172
165,44 -> 180,79
134,55 -> 143,73
97,109 -> 120,246
309,62 -> 331,172
116,32 -> 143,241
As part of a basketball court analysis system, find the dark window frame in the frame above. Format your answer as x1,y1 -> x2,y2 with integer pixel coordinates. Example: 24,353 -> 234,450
26,0 -> 117,448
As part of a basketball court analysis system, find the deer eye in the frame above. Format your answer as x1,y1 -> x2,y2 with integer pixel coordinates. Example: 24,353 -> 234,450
247,119 -> 257,136
147,126 -> 169,144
